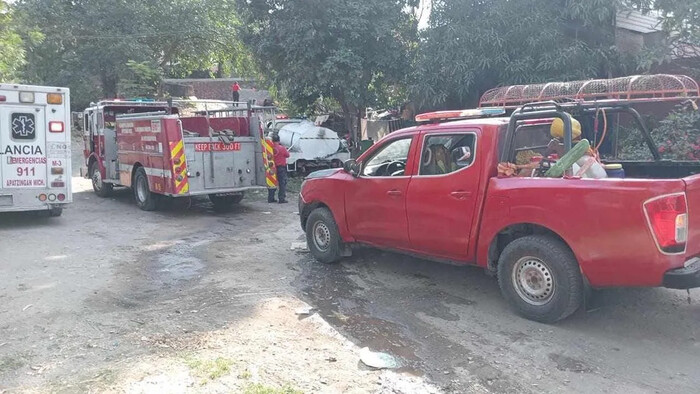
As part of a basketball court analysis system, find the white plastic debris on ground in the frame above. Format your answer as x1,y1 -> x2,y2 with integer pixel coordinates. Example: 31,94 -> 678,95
290,242 -> 309,252
295,304 -> 314,315
359,347 -> 400,369
304,313 -> 441,393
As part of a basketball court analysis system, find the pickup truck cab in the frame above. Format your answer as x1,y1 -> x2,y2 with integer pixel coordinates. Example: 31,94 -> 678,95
299,101 -> 700,323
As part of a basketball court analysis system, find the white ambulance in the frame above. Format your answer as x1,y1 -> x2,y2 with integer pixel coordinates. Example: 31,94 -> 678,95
0,84 -> 71,217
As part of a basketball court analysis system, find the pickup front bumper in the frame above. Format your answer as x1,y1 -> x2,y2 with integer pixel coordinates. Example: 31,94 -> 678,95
298,194 -> 308,231
663,258 -> 700,289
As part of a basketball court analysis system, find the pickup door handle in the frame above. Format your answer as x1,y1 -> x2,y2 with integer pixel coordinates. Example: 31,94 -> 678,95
387,190 -> 403,197
450,191 -> 472,200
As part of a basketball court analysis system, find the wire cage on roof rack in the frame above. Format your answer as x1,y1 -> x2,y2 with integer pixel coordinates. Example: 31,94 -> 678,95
478,74 -> 700,108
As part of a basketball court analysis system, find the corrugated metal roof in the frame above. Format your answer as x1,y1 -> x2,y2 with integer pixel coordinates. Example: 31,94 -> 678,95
616,9 -> 662,33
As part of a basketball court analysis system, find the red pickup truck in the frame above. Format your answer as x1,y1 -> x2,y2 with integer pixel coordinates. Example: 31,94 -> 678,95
299,100 -> 700,323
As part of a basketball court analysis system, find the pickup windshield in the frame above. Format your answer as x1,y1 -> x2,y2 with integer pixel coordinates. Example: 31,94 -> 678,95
363,138 -> 412,177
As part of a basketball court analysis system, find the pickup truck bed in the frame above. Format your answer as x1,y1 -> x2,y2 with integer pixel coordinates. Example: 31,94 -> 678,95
478,175 -> 700,288
610,160 -> 700,179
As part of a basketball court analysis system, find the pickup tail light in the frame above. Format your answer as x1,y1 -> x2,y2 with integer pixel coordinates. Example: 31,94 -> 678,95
644,193 -> 688,254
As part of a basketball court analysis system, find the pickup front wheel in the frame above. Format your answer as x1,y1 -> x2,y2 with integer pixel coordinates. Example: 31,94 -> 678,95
305,207 -> 342,264
497,235 -> 583,323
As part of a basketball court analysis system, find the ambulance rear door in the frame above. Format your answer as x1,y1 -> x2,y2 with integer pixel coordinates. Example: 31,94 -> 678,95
0,105 -> 47,190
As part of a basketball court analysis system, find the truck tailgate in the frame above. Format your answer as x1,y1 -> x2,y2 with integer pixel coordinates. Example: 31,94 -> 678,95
683,174 -> 700,258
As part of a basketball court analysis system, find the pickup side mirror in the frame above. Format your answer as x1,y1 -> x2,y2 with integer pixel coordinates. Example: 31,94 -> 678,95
343,159 -> 360,176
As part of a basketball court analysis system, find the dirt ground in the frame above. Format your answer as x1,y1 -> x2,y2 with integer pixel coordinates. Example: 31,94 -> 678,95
1,149 -> 699,393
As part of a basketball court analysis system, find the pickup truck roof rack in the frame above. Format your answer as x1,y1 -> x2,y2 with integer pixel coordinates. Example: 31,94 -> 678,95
479,74 -> 700,109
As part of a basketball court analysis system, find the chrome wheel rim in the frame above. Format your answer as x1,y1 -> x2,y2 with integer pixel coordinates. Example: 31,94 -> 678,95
137,176 -> 149,202
312,221 -> 331,252
512,257 -> 555,306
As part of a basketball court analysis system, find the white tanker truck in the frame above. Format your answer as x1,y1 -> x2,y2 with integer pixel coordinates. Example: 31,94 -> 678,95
276,120 -> 350,174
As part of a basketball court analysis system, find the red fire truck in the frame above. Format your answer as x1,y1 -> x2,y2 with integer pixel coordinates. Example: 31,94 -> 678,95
80,100 -> 268,211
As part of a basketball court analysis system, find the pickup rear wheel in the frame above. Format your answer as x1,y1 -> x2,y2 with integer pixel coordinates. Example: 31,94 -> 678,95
497,235 -> 583,323
90,161 -> 113,197
133,167 -> 159,211
306,207 -> 342,264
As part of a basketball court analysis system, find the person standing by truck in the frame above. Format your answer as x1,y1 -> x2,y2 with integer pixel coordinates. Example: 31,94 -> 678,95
269,133 -> 290,203
231,81 -> 241,105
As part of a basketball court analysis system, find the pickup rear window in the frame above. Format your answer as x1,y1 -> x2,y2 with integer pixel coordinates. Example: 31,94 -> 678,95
420,134 -> 475,175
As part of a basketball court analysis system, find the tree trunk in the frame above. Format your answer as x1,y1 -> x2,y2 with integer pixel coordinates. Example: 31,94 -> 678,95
355,107 -> 362,143
101,73 -> 118,98
216,58 -> 224,78
339,99 -> 361,157
337,88 -> 366,157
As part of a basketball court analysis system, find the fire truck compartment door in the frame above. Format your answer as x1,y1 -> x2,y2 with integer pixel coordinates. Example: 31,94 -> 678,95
103,127 -> 118,179
202,140 -> 258,190
203,150 -> 235,189
0,106 -> 47,189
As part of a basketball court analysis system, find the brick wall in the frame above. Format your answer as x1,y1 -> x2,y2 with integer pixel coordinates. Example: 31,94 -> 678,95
615,28 -> 645,54
162,78 -> 271,103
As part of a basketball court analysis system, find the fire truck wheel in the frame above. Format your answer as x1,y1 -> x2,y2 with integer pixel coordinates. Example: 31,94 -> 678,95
231,193 -> 245,204
47,207 -> 63,217
133,167 -> 159,211
209,193 -> 244,212
90,161 -> 113,197
305,207 -> 342,264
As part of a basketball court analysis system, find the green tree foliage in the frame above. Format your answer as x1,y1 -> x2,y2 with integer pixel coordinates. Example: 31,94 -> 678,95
413,0 -> 626,108
652,104 -> 700,161
0,0 -> 27,82
119,61 -> 163,98
237,0 -> 418,137
617,103 -> 700,161
629,0 -> 700,77
632,0 -> 700,45
14,0 -> 254,109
